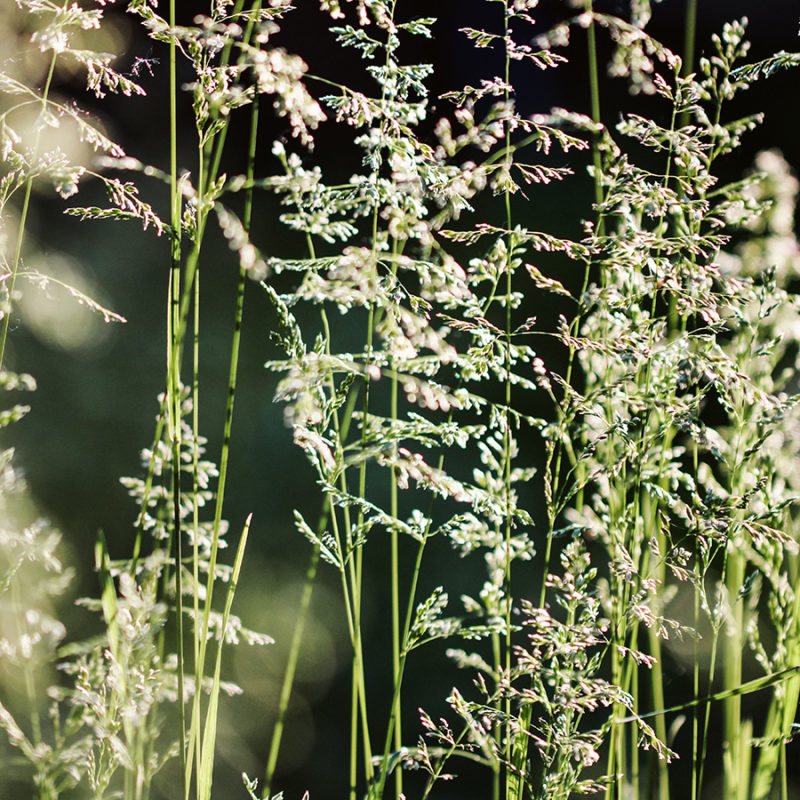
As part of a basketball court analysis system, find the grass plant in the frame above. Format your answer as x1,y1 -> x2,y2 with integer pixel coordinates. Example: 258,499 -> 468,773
2,1 -> 800,799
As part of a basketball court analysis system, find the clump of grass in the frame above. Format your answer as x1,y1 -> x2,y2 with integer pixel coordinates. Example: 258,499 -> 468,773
2,1 -> 800,800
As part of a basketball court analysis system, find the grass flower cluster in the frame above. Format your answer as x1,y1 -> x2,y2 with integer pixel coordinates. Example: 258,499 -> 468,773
1,1 -> 800,799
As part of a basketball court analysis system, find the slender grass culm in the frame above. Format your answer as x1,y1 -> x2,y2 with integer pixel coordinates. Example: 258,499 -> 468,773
2,1 -> 800,800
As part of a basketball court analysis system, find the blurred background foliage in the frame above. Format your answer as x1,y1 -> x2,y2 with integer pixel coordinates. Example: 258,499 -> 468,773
1,1 -> 799,798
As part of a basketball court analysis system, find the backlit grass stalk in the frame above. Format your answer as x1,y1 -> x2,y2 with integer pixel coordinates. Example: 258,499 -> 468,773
626,89 -> 683,800
389,352 -> 402,800
165,0 -> 187,790
197,515 -> 252,800
371,476 -> 446,799
0,39 -> 58,371
350,5 -> 400,795
499,5 -> 514,800
145,1 -> 272,793
262,173 -> 363,800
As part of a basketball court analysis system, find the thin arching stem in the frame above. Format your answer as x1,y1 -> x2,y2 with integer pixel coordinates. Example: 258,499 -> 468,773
0,48 -> 58,369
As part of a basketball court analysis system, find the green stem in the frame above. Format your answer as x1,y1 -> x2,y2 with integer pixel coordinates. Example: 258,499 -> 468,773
264,367 -> 360,797
263,543 -> 320,798
498,6 -> 515,799
586,0 -> 604,216
190,203 -> 203,791
166,0 -> 187,789
389,295 -> 402,800
262,259 -> 362,797
0,48 -> 58,369
372,441 -> 450,799
351,5 -> 400,792
682,0 -> 698,79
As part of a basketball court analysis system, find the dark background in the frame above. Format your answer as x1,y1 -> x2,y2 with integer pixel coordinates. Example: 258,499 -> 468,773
3,1 -> 800,798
